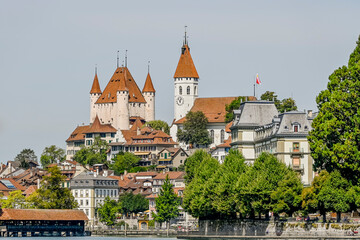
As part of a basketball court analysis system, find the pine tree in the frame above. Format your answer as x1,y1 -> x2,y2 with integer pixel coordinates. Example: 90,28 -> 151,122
152,175 -> 180,232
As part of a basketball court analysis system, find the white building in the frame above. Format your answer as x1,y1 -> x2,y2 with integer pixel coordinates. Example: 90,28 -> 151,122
230,100 -> 315,185
70,172 -> 119,226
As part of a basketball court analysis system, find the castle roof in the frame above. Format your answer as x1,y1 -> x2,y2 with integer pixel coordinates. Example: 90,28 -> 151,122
90,73 -> 102,94
142,72 -> 155,93
96,67 -> 146,104
174,44 -> 199,78
175,97 -> 254,124
84,115 -> 117,133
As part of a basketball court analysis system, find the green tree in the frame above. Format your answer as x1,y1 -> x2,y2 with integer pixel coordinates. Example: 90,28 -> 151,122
0,190 -> 27,209
40,145 -> 65,167
110,152 -> 140,175
152,175 -> 180,230
260,91 -> 297,113
145,120 -> 170,134
184,149 -> 209,184
183,155 -> 220,219
177,111 -> 211,147
119,192 -> 148,216
271,170 -> 303,217
225,96 -> 247,122
98,196 -> 121,225
308,35 -> 360,184
73,136 -> 108,166
14,148 -> 38,169
212,149 -> 247,218
27,166 -> 78,209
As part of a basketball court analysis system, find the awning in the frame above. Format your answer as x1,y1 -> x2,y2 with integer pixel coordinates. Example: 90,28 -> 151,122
134,152 -> 151,156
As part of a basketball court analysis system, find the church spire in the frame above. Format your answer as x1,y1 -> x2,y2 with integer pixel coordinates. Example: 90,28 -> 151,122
174,28 -> 199,79
90,67 -> 102,94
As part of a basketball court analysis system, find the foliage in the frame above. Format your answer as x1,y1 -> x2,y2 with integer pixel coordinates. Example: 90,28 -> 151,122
110,152 -> 140,175
40,145 -> 65,167
271,170 -> 303,216
129,166 -> 147,173
184,149 -> 209,184
145,120 -> 170,134
73,136 -> 108,166
177,164 -> 185,171
177,111 -> 211,147
260,91 -> 297,113
119,192 -> 149,215
183,154 -> 220,219
0,190 -> 27,209
152,175 -> 180,224
308,35 -> 360,184
27,166 -> 78,209
14,148 -> 38,169
225,96 -> 248,122
98,196 -> 121,225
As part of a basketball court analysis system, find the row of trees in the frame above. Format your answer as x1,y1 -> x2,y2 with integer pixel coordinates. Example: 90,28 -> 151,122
183,150 -> 360,222
14,146 -> 65,168
1,166 -> 77,209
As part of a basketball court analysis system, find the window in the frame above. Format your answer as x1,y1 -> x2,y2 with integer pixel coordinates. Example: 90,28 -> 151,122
293,142 -> 300,152
86,133 -> 93,138
179,86 -> 182,95
294,125 -> 299,132
220,130 -> 225,143
187,86 -> 190,95
80,200 -> 83,206
194,86 -> 197,95
86,200 -> 89,206
210,130 -> 214,144
111,133 -> 115,138
293,157 -> 300,167
100,133 -> 106,138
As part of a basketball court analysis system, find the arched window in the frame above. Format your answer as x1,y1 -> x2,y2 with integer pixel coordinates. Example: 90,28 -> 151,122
179,86 -> 182,95
210,130 -> 214,144
187,86 -> 190,95
220,129 -> 225,143
194,86 -> 197,95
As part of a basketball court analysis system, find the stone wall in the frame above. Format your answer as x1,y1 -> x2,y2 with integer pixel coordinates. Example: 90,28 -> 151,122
199,220 -> 360,237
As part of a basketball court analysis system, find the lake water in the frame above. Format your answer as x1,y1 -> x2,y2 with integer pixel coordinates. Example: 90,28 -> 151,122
2,237 -> 181,240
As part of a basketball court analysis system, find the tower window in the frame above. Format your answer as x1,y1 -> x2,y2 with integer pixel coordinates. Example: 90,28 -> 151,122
179,86 -> 182,95
194,86 -> 197,95
210,130 -> 214,144
187,86 -> 190,95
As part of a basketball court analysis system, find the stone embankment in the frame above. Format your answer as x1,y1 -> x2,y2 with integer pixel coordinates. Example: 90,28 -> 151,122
91,229 -> 177,237
176,220 -> 360,239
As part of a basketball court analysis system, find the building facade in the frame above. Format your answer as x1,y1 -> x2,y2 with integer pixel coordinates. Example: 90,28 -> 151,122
230,101 -> 315,185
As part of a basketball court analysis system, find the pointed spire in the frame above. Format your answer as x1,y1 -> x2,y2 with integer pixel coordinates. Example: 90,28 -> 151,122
174,29 -> 199,79
142,66 -> 155,93
90,67 -> 102,94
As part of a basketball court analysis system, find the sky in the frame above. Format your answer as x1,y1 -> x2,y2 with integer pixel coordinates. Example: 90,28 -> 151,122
0,0 -> 359,163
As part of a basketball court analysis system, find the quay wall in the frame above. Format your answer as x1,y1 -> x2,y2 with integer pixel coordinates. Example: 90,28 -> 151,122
195,220 -> 360,237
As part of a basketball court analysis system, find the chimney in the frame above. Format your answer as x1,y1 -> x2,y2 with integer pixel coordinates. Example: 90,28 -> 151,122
121,174 -> 124,180
37,178 -> 40,189
307,110 -> 313,118
104,170 -> 108,177
137,127 -> 141,136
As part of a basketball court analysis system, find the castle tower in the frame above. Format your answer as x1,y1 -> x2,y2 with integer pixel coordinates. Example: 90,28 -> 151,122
173,32 -> 199,121
142,70 -> 156,122
90,70 -> 102,123
116,69 -> 130,130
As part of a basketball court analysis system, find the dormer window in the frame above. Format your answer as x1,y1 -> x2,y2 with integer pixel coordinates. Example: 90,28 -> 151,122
294,125 -> 298,132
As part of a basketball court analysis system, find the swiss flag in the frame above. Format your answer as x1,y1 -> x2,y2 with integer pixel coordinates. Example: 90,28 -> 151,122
256,73 -> 261,85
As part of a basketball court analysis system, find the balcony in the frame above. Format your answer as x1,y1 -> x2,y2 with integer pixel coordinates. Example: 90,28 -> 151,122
289,148 -> 304,157
291,164 -> 304,173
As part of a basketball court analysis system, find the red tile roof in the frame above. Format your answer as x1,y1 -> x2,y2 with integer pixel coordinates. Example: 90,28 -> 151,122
136,171 -> 158,177
216,136 -> 232,148
153,171 -> 185,180
0,209 -> 88,221
0,178 -> 26,191
96,67 -> 146,104
130,117 -> 144,131
23,185 -> 38,197
84,115 -> 117,133
225,121 -> 233,133
90,73 -> 102,94
142,72 -> 155,93
66,125 -> 90,142
174,44 -> 199,78
175,97 -> 255,124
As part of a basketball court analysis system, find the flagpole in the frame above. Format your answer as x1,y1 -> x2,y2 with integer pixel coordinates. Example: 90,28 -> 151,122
254,75 -> 256,98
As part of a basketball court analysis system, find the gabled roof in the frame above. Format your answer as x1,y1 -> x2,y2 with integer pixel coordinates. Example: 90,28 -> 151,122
225,121 -> 233,133
174,44 -> 199,78
130,117 -> 144,131
66,125 -> 90,142
0,178 -> 26,191
175,97 -> 242,124
142,72 -> 155,93
0,209 -> 88,221
90,73 -> 102,94
96,67 -> 146,104
84,115 -> 117,133
215,137 -> 232,149
153,171 -> 185,180
23,185 -> 38,197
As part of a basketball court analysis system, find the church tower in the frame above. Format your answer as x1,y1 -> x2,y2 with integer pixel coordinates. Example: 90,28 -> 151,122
142,67 -> 156,122
90,69 -> 102,124
173,31 -> 199,121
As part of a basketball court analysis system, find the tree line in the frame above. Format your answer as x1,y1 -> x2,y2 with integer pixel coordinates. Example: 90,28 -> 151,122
182,150 -> 360,222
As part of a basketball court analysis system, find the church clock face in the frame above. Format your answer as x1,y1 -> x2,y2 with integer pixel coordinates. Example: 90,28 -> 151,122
176,96 -> 184,106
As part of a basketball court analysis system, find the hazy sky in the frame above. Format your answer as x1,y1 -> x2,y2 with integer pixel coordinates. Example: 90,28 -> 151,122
1,0 -> 359,163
